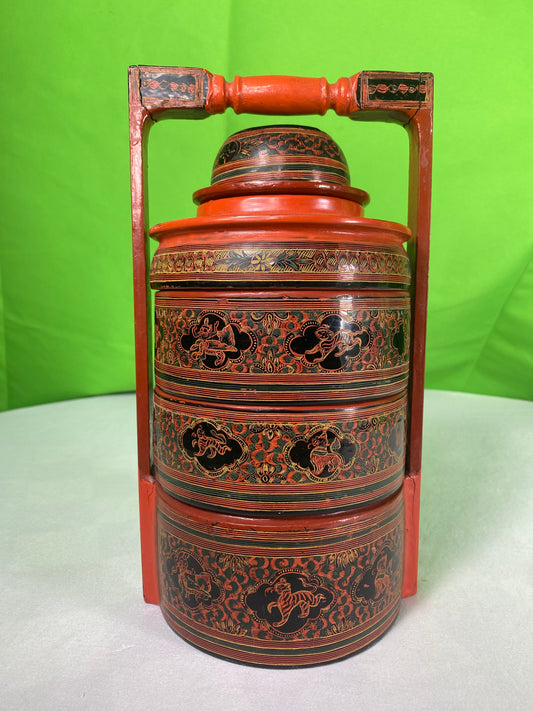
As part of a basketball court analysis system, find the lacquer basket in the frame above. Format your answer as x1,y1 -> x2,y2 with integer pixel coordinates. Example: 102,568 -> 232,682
128,67 -> 433,666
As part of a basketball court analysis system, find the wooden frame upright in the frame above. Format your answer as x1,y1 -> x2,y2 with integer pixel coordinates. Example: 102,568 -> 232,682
128,67 -> 433,604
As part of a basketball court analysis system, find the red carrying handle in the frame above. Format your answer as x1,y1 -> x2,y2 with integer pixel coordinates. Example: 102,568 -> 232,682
128,67 -> 433,604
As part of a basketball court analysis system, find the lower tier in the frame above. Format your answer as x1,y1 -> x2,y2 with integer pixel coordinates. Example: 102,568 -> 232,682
156,484 -> 404,667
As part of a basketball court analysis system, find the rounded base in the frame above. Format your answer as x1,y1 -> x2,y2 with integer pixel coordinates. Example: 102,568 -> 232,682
160,600 -> 401,668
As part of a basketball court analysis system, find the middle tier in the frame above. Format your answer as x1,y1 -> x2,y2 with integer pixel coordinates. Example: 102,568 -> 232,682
153,391 -> 406,515
154,289 -> 410,404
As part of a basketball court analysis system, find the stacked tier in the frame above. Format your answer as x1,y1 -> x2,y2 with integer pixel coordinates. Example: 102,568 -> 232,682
149,126 -> 411,666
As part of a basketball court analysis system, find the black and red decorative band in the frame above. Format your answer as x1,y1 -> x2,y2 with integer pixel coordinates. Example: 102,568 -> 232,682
156,485 -> 404,666
211,125 -> 350,186
356,72 -> 433,110
139,67 -> 208,108
154,291 -> 410,404
150,243 -> 411,289
153,392 -> 406,514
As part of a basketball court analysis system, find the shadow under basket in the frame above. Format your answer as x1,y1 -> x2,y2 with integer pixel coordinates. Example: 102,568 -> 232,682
157,484 -> 405,667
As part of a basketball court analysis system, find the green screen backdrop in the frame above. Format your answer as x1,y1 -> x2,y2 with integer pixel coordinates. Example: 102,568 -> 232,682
1,0 -> 532,411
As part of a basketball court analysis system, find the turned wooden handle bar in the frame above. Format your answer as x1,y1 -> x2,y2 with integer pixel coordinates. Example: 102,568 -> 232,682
207,74 -> 359,115
135,66 -> 432,120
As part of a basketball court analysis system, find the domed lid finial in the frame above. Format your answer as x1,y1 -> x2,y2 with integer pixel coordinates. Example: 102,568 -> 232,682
211,124 -> 351,186
193,124 -> 370,207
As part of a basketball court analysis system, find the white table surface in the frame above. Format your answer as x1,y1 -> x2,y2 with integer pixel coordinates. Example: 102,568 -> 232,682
1,390 -> 532,710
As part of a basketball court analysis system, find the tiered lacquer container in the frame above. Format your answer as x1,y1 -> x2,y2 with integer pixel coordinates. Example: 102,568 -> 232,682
148,125 -> 411,666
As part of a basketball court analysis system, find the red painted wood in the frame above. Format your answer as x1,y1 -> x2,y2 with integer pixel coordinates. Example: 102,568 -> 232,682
401,107 -> 433,596
128,67 -> 158,604
193,180 -> 370,210
138,477 -> 158,603
207,74 -> 360,116
402,472 -> 420,597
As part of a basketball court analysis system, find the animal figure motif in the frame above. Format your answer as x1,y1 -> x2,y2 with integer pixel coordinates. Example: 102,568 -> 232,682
373,550 -> 392,599
308,429 -> 343,477
190,318 -> 238,365
305,324 -> 367,364
171,551 -> 213,602
191,424 -> 231,459
353,546 -> 395,604
267,576 -> 326,628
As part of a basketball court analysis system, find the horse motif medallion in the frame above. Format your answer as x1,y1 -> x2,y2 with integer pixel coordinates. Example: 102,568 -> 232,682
287,314 -> 372,371
165,550 -> 222,609
245,571 -> 335,636
181,421 -> 245,474
352,546 -> 400,605
180,312 -> 255,369
286,426 -> 358,481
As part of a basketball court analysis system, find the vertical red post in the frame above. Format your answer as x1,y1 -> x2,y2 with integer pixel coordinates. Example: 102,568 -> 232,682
402,106 -> 433,596
128,67 -> 158,604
